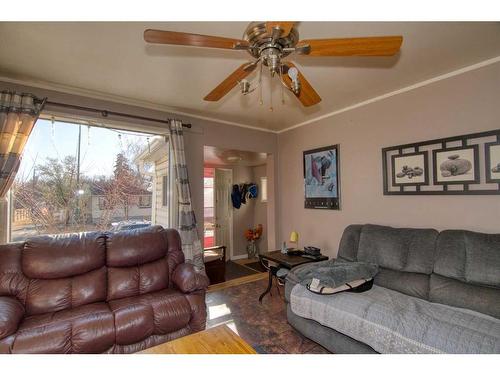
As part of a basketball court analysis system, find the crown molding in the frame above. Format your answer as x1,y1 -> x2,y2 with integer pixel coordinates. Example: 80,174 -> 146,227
0,75 -> 278,134
277,55 -> 500,134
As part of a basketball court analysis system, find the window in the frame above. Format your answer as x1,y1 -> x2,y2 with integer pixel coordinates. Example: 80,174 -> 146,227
138,195 -> 152,208
10,118 -> 156,242
260,176 -> 268,202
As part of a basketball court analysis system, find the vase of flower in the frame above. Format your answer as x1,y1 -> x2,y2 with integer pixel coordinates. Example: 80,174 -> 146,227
244,224 -> 263,259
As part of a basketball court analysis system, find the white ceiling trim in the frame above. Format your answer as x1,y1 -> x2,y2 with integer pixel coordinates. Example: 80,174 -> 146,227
0,75 -> 278,134
277,55 -> 500,134
1,55 -> 499,135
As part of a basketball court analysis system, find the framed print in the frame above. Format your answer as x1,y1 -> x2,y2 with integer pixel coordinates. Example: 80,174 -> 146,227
391,152 -> 429,186
485,141 -> 500,183
303,144 -> 340,210
432,145 -> 480,185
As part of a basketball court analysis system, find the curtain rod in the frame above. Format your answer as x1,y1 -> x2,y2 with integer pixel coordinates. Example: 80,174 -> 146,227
43,100 -> 192,128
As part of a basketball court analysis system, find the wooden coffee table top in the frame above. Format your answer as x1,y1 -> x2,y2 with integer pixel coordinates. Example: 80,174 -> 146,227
138,325 -> 257,354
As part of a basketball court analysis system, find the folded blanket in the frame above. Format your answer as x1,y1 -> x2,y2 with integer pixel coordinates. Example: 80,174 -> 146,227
287,259 -> 378,295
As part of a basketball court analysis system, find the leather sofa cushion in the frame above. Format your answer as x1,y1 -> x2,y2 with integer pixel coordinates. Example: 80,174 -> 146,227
9,303 -> 115,354
435,230 -> 500,288
107,226 -> 167,267
107,258 -> 169,300
0,297 -> 25,339
109,289 -> 192,345
23,232 -> 106,279
0,243 -> 29,303
25,267 -> 107,316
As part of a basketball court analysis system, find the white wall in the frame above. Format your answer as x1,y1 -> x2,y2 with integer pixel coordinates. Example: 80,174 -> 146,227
277,62 -> 500,260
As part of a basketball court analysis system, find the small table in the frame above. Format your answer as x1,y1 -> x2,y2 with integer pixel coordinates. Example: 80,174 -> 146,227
258,250 -> 328,302
138,324 -> 256,354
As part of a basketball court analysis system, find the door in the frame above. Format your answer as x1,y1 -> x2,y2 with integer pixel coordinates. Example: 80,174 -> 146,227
214,169 -> 232,258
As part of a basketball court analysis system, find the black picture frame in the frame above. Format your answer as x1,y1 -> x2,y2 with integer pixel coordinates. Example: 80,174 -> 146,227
391,151 -> 429,186
303,144 -> 340,210
432,145 -> 480,185
382,129 -> 500,195
485,141 -> 500,183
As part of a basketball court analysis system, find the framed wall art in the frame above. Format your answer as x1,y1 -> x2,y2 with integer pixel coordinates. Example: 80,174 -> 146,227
303,144 -> 340,209
432,145 -> 480,185
391,151 -> 429,186
485,141 -> 500,183
382,129 -> 500,195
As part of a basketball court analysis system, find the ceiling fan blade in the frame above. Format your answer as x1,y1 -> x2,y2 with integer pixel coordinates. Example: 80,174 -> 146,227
204,62 -> 257,102
144,29 -> 249,50
296,36 -> 403,56
282,62 -> 321,107
265,22 -> 296,39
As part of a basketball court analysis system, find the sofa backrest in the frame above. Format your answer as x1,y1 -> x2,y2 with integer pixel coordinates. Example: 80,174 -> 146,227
0,226 -> 184,316
431,230 -> 500,319
338,224 -> 438,300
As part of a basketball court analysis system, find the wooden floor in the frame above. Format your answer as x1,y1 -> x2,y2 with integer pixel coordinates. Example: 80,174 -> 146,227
139,325 -> 256,354
206,278 -> 331,354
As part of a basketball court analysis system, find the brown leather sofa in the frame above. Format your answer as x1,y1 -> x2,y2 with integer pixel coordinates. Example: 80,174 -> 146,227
0,226 -> 209,354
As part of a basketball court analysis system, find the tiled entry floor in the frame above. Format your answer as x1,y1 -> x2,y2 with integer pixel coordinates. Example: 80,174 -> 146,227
206,278 -> 331,354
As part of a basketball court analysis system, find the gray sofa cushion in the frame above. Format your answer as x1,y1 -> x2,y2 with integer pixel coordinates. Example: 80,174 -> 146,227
435,230 -> 500,287
430,274 -> 500,319
290,283 -> 500,353
338,224 -> 437,299
357,224 -> 437,274
374,268 -> 430,300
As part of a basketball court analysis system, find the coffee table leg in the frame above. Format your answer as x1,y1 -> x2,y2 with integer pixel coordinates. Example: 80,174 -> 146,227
259,267 -> 274,303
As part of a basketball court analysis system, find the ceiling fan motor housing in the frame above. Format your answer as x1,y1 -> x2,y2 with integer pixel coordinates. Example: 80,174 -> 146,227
243,22 -> 299,62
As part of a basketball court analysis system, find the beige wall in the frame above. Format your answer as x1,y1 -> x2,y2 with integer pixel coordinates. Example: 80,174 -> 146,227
277,62 -> 500,260
0,81 -> 279,247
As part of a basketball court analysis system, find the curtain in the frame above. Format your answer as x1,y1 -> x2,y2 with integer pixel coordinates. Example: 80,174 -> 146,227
169,119 -> 205,272
0,91 -> 45,198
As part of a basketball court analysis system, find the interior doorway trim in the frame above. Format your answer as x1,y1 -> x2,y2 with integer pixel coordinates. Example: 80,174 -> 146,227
214,168 -> 234,261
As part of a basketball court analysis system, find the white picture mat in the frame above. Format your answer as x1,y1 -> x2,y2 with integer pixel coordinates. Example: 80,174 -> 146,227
394,154 -> 426,184
489,144 -> 500,177
435,148 -> 475,182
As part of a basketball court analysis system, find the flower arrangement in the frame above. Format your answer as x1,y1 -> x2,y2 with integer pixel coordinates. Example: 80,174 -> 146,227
244,224 -> 263,258
244,224 -> 263,241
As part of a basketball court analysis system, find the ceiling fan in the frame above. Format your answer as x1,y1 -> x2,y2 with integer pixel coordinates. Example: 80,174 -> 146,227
144,22 -> 403,108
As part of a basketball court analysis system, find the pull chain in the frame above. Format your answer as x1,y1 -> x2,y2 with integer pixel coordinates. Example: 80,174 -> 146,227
259,61 -> 263,106
280,65 -> 285,105
269,68 -> 273,112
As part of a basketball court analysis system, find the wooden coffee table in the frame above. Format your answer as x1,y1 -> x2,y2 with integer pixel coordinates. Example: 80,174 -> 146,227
138,324 -> 256,354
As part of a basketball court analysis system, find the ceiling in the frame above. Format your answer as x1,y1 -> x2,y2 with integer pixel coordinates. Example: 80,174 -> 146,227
1,22 -> 499,132
204,146 -> 267,167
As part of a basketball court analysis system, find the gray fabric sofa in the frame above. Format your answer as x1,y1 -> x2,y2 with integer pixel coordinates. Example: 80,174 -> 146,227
285,224 -> 500,353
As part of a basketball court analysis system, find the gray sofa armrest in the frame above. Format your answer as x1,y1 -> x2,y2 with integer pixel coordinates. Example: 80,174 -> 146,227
0,296 -> 25,339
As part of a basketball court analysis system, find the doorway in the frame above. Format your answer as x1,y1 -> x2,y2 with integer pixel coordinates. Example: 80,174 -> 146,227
203,167 -> 233,257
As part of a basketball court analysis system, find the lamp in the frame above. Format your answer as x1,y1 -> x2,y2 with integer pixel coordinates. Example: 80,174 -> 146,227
289,231 -> 299,250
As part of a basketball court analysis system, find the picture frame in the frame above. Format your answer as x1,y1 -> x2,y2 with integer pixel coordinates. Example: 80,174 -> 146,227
303,144 -> 340,210
432,145 -> 480,185
485,141 -> 500,183
391,151 -> 429,186
382,129 -> 500,195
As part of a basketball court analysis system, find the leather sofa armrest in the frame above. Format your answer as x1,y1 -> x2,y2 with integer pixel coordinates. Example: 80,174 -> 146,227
0,296 -> 25,340
172,263 -> 210,293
